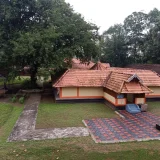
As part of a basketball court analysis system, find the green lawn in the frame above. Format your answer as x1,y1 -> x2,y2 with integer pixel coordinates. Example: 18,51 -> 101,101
0,101 -> 160,160
0,137 -> 160,160
36,103 -> 117,129
0,103 -> 23,143
147,101 -> 160,115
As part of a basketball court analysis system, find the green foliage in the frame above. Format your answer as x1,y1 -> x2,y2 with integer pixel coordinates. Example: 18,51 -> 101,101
1,0 -> 160,70
19,97 -> 25,104
0,0 -> 99,86
11,95 -> 17,103
101,24 -> 129,67
37,68 -> 51,81
101,8 -> 160,66
22,79 -> 37,89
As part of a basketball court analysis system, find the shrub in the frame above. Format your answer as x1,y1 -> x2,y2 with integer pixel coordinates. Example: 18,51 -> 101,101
22,79 -> 38,89
11,95 -> 17,103
19,97 -> 25,104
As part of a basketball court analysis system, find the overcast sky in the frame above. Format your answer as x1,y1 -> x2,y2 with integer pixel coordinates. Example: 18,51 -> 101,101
65,0 -> 160,33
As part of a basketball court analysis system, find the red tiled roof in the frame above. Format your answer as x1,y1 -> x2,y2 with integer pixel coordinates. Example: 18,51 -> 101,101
127,64 -> 160,75
53,69 -> 109,87
53,68 -> 160,94
102,63 -> 110,68
71,58 -> 95,70
108,67 -> 160,86
104,72 -> 152,93
104,72 -> 131,93
122,82 -> 151,93
90,62 -> 110,70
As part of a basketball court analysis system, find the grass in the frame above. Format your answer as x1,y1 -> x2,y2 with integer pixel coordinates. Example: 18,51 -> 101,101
36,103 -> 117,129
147,101 -> 160,115
0,101 -> 160,159
0,137 -> 160,160
0,103 -> 23,143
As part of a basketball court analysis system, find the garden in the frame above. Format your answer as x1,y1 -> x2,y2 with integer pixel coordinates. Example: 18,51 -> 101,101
0,101 -> 160,159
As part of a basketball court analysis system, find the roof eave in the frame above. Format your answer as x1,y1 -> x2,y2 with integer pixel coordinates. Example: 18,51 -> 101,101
121,91 -> 152,94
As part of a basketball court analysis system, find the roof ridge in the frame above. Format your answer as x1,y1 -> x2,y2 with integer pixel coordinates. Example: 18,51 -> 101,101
90,61 -> 109,70
103,71 -> 112,87
127,74 -> 142,83
111,67 -> 155,72
119,81 -> 125,93
111,71 -> 134,76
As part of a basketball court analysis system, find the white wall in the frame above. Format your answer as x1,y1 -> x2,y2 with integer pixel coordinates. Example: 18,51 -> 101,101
79,87 -> 103,97
104,92 -> 116,104
62,88 -> 77,97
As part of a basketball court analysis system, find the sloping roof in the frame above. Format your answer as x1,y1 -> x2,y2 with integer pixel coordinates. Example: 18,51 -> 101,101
104,72 -> 151,93
71,58 -> 95,70
108,67 -> 160,86
53,69 -> 109,87
90,62 -> 110,70
122,82 -> 151,93
104,72 -> 131,93
53,67 -> 159,94
127,64 -> 160,75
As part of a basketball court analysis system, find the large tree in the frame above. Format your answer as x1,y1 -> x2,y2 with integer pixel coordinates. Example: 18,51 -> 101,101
100,24 -> 128,67
124,12 -> 148,63
0,0 -> 99,85
144,9 -> 160,63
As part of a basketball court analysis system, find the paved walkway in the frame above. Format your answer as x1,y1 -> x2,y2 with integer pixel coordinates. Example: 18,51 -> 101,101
8,94 -> 89,142
84,111 -> 160,143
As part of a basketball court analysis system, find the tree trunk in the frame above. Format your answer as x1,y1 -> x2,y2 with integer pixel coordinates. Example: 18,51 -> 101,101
30,66 -> 38,88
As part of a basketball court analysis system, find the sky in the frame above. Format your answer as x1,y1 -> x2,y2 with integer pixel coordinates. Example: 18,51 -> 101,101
65,0 -> 160,33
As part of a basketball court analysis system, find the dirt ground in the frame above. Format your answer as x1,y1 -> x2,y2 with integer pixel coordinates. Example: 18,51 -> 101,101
41,94 -> 55,103
0,94 -> 25,107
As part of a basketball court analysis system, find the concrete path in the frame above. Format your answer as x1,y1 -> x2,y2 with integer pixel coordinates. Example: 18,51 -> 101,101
18,127 -> 89,141
8,94 -> 41,142
8,94 -> 89,142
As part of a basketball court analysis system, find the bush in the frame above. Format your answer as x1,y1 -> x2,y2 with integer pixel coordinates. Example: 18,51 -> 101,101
22,79 -> 39,89
11,95 -> 17,103
19,97 -> 25,104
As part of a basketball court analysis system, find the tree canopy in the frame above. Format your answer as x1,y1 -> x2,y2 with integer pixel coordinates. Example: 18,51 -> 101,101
100,8 -> 160,67
0,0 -> 99,84
1,1 -> 160,84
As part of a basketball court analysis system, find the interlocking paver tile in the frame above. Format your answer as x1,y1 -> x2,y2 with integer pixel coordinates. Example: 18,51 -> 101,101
84,111 -> 160,143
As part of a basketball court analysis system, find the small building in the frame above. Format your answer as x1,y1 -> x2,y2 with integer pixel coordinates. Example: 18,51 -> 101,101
71,58 -> 95,70
90,62 -> 110,70
53,69 -> 156,107
108,68 -> 160,98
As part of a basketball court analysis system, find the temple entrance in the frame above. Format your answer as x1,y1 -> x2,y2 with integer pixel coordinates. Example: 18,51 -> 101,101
127,94 -> 135,103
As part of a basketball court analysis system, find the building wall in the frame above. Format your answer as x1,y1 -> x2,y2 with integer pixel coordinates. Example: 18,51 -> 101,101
61,88 -> 77,97
60,87 -> 103,98
117,99 -> 126,105
104,92 -> 116,104
59,87 -> 144,107
79,87 -> 103,97
135,98 -> 145,104
146,86 -> 160,97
